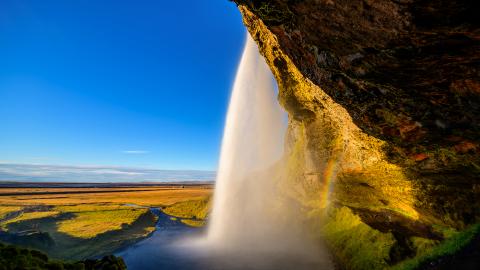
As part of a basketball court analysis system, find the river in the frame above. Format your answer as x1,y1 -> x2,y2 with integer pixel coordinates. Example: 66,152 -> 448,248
116,208 -> 209,270
116,208 -> 331,270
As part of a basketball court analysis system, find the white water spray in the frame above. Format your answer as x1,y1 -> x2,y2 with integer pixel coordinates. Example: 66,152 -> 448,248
208,34 -> 287,247
203,34 -> 332,270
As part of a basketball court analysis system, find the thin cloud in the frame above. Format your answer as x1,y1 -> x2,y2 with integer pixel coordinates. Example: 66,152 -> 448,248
0,163 -> 215,183
29,156 -> 51,160
122,150 -> 149,154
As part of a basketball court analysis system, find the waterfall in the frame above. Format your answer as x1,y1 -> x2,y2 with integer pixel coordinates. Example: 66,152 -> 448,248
207,33 -> 287,247
187,33 -> 332,269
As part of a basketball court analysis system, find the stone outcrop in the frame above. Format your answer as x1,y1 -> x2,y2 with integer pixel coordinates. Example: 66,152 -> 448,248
232,0 -> 480,268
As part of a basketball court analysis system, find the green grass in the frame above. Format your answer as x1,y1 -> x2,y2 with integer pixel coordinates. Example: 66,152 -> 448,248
180,219 -> 206,227
4,206 -> 157,260
162,197 -> 210,220
1,203 -> 157,259
55,204 -> 132,213
391,223 -> 480,270
0,187 -> 209,260
57,208 -> 150,238
1,204 -> 152,239
0,206 -> 22,220
162,197 -> 211,227
2,211 -> 60,229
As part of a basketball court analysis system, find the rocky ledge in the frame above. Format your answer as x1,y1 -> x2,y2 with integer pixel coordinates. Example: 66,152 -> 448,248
232,0 -> 479,269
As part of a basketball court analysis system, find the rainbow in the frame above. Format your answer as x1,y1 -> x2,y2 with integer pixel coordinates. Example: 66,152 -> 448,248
318,139 -> 344,208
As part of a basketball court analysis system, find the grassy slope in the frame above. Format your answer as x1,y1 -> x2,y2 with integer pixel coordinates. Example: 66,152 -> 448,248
162,196 -> 211,227
0,204 -> 152,239
2,211 -> 60,229
56,207 -> 152,239
2,206 -> 157,260
0,206 -> 22,220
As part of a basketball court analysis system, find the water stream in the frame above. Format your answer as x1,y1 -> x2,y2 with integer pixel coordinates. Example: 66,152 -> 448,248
116,209 -> 204,270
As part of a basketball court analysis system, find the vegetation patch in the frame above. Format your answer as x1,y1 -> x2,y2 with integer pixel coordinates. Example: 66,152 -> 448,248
0,242 -> 126,270
392,223 -> 480,270
180,219 -> 206,227
0,185 -> 210,260
57,207 -> 149,238
2,211 -> 60,229
0,186 -> 212,207
318,206 -> 480,269
55,204 -> 132,213
321,207 -> 396,270
162,197 -> 210,220
0,206 -> 22,220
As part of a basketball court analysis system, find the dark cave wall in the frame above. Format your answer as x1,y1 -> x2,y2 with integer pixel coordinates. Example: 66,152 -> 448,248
232,0 -> 480,268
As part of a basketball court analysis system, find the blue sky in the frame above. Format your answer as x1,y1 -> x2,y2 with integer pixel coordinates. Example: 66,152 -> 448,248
0,0 -> 246,175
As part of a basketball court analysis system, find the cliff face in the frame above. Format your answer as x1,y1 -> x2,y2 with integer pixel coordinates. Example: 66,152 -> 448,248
232,0 -> 480,269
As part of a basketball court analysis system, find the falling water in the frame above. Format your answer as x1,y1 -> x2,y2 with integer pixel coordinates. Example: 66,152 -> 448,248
204,34 -> 332,269
207,34 -> 286,245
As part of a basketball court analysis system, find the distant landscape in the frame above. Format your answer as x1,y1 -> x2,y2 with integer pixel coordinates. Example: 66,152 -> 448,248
0,182 -> 212,260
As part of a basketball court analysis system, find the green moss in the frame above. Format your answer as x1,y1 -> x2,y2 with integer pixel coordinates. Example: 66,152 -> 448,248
432,224 -> 458,239
410,237 -> 439,256
318,205 -> 478,270
322,207 -> 396,270
391,223 -> 480,270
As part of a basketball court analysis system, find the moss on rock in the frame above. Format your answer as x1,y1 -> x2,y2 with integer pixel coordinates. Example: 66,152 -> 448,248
232,0 -> 480,269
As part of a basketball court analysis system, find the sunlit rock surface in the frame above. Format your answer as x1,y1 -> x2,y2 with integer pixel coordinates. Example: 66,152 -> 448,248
232,0 -> 479,269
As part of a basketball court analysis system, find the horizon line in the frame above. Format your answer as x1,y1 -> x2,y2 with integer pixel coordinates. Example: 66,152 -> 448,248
0,161 -> 217,173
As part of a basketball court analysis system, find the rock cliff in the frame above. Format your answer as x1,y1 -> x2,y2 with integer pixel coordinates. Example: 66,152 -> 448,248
232,0 -> 480,269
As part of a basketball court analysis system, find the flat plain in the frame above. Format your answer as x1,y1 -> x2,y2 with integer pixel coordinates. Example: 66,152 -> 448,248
0,183 -> 213,259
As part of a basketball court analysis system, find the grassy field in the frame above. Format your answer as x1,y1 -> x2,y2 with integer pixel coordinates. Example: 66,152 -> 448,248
162,196 -> 210,220
0,185 -> 211,206
162,196 -> 211,227
56,207 -> 151,238
2,211 -> 60,228
0,184 -> 213,259
0,206 -> 22,220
